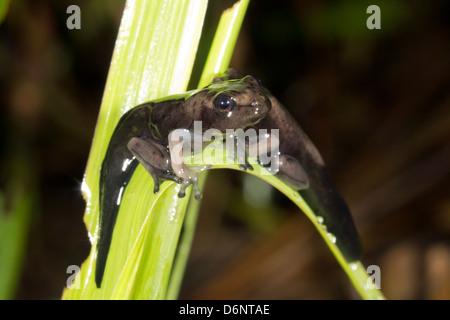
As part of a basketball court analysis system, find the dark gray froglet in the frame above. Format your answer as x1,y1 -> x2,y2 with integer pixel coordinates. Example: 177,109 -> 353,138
96,71 -> 362,288
96,75 -> 271,287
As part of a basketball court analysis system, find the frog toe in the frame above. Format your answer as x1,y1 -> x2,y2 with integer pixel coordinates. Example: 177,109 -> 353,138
178,184 -> 187,198
239,162 -> 253,171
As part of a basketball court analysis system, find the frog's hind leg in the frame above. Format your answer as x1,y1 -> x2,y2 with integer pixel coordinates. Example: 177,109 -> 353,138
254,134 -> 309,190
275,154 -> 309,190
127,137 -> 182,193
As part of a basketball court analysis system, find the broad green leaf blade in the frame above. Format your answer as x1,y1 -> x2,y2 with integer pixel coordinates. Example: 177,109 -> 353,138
62,0 -> 208,300
110,182 -> 189,299
164,173 -> 205,300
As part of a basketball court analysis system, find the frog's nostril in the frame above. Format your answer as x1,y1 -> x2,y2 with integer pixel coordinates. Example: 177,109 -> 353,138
251,100 -> 259,107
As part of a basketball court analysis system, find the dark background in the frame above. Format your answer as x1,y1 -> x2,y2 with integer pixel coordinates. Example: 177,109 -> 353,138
0,0 -> 449,299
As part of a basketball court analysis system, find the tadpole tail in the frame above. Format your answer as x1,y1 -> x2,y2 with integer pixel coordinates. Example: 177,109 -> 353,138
299,165 -> 363,262
95,105 -> 152,287
95,156 -> 138,287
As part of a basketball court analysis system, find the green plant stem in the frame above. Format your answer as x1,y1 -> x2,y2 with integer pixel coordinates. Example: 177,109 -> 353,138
188,149 -> 386,300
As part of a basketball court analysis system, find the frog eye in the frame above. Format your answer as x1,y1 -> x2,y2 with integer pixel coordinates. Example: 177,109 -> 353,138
243,75 -> 263,87
253,76 -> 263,87
214,94 -> 236,113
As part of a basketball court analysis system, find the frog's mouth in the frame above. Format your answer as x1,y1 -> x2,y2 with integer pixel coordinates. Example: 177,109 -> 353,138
246,115 -> 266,127
244,102 -> 271,126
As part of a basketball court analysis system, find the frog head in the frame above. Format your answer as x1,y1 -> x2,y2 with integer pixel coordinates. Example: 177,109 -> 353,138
187,75 -> 272,132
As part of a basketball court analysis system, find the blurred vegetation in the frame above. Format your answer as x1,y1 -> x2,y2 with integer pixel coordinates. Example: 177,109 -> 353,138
0,0 -> 449,299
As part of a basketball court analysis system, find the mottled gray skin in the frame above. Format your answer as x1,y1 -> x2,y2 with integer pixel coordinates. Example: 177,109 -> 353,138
96,76 -> 271,287
220,69 -> 362,263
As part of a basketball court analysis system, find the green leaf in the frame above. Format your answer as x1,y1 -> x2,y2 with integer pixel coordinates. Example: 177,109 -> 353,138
198,0 -> 249,87
62,0 -> 384,300
62,0 -> 250,300
0,0 -> 10,24
186,138 -> 386,300
62,0 -> 209,299
0,154 -> 34,299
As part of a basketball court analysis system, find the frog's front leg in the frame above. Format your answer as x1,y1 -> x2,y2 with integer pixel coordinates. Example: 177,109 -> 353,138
168,129 -> 211,200
127,137 -> 182,193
